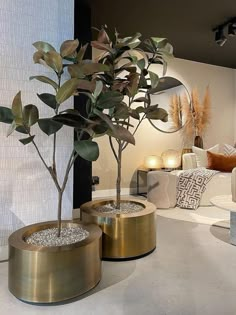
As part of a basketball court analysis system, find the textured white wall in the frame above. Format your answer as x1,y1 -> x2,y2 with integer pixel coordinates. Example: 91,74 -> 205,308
93,57 -> 235,195
0,0 -> 74,260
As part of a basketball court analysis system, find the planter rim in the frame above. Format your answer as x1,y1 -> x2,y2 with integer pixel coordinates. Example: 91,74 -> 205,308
80,198 -> 156,218
8,220 -> 102,252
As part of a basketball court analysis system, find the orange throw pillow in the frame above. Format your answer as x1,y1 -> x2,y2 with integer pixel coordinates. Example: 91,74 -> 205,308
207,151 -> 236,172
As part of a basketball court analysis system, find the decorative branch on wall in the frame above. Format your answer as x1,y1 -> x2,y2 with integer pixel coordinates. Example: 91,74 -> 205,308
181,86 -> 211,148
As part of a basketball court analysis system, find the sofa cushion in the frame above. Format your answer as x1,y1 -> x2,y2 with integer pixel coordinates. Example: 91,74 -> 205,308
207,151 -> 236,172
222,143 -> 236,156
192,144 -> 219,168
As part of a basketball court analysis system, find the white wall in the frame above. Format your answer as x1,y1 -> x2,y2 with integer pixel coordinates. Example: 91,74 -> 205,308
0,0 -> 74,260
93,57 -> 235,196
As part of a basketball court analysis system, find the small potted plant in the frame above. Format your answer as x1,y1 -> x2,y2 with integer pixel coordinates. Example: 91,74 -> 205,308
0,38 -> 134,303
81,27 -> 173,260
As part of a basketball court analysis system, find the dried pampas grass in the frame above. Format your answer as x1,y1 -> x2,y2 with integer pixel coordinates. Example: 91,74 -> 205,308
169,94 -> 182,130
181,86 -> 211,145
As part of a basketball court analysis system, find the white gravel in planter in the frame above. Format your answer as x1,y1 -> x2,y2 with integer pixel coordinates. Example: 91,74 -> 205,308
25,227 -> 89,247
95,202 -> 144,214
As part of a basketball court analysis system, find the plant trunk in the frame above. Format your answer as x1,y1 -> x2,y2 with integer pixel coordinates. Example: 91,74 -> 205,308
194,135 -> 203,148
57,190 -> 63,237
116,141 -> 122,209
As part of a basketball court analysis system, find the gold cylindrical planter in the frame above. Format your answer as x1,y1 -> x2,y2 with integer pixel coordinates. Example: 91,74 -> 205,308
80,199 -> 156,260
8,221 -> 102,303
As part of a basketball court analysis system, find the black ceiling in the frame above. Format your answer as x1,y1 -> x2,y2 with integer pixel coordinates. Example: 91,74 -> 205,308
90,0 -> 236,69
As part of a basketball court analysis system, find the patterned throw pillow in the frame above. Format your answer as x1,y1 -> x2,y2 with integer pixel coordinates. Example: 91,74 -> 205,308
222,144 -> 236,156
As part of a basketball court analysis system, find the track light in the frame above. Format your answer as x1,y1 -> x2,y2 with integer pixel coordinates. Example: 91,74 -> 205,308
215,28 -> 227,46
213,17 -> 236,46
228,22 -> 236,36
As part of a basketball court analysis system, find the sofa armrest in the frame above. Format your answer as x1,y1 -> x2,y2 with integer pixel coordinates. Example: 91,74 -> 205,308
182,153 -> 197,170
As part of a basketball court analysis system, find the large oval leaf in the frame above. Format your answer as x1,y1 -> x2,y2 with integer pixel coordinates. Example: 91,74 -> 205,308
23,105 -> 39,126
74,140 -> 99,161
38,118 -> 63,136
97,91 -> 124,109
56,78 -> 80,104
108,125 -> 135,145
44,51 -> 63,73
0,107 -> 13,124
37,93 -> 57,109
33,41 -> 56,53
146,108 -> 168,121
12,91 -> 23,118
30,76 -> 58,91
60,39 -> 79,57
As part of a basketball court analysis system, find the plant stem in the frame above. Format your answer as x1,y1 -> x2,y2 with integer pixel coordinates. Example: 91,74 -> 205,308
57,190 -> 63,237
116,140 -> 122,209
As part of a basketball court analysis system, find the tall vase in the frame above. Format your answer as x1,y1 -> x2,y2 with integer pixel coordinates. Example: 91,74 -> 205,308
194,135 -> 203,148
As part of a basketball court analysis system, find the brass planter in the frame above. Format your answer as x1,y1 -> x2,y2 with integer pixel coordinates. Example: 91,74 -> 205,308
8,221 -> 102,303
80,199 -> 156,260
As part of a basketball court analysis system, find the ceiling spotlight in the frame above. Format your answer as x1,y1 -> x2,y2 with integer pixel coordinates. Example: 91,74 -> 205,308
228,22 -> 236,36
215,27 -> 227,46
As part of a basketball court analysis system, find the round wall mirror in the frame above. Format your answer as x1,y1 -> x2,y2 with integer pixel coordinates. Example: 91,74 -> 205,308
148,76 -> 191,133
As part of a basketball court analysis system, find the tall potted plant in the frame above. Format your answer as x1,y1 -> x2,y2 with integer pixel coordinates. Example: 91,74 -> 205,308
81,27 -> 173,259
0,38 -> 134,303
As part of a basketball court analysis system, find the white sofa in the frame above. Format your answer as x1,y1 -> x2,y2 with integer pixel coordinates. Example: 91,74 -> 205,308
147,152 -> 232,208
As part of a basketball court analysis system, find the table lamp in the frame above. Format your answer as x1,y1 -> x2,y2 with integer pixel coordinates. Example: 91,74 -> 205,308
144,155 -> 163,170
161,149 -> 181,170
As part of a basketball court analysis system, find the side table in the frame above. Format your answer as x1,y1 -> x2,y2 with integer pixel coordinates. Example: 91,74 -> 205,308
210,195 -> 236,245
136,168 -> 149,196
136,168 -> 173,197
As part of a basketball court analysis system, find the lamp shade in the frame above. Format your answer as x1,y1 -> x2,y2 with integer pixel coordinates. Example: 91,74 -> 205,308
144,155 -> 163,170
161,149 -> 181,169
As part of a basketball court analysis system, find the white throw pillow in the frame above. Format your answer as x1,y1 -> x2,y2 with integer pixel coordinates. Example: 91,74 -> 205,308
192,144 -> 219,168
222,143 -> 236,156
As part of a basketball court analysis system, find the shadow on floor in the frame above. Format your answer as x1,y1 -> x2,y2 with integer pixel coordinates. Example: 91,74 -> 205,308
210,223 -> 230,244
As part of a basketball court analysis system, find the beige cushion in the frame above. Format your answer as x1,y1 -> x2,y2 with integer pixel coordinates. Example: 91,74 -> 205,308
222,143 -> 236,156
192,144 -> 219,168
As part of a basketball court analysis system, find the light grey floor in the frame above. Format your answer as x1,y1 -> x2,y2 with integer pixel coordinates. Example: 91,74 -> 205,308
1,215 -> 236,315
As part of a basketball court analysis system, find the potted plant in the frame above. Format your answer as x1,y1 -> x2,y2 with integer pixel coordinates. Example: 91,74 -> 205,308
0,38 -> 135,302
81,27 -> 173,260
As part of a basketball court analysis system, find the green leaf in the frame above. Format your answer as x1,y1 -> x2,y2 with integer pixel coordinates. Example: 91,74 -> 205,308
38,118 -> 63,136
81,63 -> 110,75
150,37 -> 168,49
12,91 -> 23,118
7,120 -> 16,137
97,91 -> 123,109
137,58 -> 145,70
60,39 -> 79,57
129,109 -> 140,120
108,125 -> 135,145
30,76 -> 58,90
56,78 -> 80,104
114,103 -> 129,119
76,43 -> 88,62
133,97 -> 149,103
15,126 -> 29,134
23,105 -> 39,127
93,108 -> 115,131
91,41 -> 114,53
33,41 -> 56,53
74,140 -> 99,161
52,113 -> 84,128
44,51 -> 63,73
19,135 -> 35,145
68,64 -> 85,79
37,93 -> 57,109
148,71 -> 159,89
0,107 -> 14,124
93,81 -> 103,99
146,108 -> 168,121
